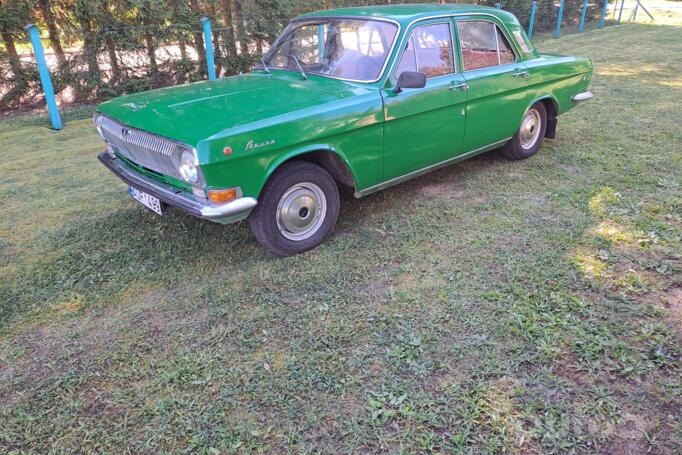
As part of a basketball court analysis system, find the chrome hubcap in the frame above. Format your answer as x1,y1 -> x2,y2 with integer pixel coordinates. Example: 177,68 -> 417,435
276,182 -> 327,241
519,108 -> 542,150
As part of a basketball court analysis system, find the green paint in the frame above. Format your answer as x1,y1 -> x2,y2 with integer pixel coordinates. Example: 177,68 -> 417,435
96,5 -> 592,222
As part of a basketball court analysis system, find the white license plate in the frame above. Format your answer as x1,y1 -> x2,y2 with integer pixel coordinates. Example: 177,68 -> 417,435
129,186 -> 163,215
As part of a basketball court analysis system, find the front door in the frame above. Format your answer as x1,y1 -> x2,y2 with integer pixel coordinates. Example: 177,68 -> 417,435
455,18 -> 530,152
382,19 -> 468,181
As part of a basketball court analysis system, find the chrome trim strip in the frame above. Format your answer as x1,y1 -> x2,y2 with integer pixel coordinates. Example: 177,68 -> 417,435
262,16 -> 402,84
98,152 -> 256,223
354,137 -> 512,198
572,91 -> 593,102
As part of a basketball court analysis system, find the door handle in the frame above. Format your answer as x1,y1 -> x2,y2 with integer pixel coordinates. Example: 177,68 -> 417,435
449,82 -> 469,91
513,69 -> 529,78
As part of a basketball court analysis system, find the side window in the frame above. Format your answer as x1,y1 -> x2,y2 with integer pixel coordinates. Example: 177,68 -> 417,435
396,23 -> 454,78
497,28 -> 515,65
457,21 -> 517,71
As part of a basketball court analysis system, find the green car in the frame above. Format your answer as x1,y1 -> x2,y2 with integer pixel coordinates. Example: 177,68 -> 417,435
95,4 -> 593,256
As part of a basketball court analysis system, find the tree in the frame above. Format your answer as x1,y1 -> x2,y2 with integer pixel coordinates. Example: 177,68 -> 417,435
0,0 -> 33,107
37,0 -> 67,67
189,0 -> 206,71
74,0 -> 103,95
221,0 -> 237,57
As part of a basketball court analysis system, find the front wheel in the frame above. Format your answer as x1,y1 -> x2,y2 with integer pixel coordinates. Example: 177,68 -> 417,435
501,103 -> 547,160
248,161 -> 339,256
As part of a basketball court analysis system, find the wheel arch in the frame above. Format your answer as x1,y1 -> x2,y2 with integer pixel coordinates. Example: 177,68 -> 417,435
263,145 -> 357,192
526,95 -> 559,139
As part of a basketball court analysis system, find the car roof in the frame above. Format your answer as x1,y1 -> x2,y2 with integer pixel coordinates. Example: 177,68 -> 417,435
297,3 -> 513,25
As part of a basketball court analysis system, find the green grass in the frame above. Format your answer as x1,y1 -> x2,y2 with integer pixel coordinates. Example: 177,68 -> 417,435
1,16 -> 681,455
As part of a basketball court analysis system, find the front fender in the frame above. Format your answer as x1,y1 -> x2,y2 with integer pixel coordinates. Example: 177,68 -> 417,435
264,144 -> 359,188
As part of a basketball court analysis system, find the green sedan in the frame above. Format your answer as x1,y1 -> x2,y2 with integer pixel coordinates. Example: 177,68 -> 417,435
95,4 -> 593,256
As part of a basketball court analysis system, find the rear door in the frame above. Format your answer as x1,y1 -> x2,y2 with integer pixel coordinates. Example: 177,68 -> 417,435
382,19 -> 468,181
455,18 -> 530,152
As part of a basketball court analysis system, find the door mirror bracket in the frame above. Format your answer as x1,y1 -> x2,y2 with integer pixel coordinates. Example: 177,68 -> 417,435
393,71 -> 427,93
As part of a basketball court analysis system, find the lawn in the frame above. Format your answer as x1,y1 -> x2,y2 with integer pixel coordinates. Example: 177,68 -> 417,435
1,11 -> 681,455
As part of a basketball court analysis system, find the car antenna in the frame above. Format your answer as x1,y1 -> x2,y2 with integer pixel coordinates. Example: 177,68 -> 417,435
287,55 -> 308,80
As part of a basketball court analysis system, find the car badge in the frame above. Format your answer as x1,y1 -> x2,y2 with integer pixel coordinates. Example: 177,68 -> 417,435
245,139 -> 275,152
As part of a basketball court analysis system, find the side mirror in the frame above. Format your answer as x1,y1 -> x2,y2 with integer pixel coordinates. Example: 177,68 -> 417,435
393,71 -> 426,93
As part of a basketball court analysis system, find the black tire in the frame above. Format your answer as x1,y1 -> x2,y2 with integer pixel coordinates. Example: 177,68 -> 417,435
248,161 -> 340,256
501,102 -> 547,160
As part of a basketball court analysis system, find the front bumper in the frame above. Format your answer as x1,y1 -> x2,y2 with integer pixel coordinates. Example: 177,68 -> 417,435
98,152 -> 257,224
572,91 -> 594,103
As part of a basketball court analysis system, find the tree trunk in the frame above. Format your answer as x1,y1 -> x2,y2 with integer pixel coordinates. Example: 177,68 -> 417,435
38,0 -> 66,66
179,40 -> 188,60
144,31 -> 158,76
78,19 -> 101,83
101,1 -> 120,81
105,35 -> 121,81
189,0 -> 206,71
38,0 -> 67,67
221,0 -> 238,57
213,30 -> 222,75
0,32 -> 24,78
234,0 -> 249,55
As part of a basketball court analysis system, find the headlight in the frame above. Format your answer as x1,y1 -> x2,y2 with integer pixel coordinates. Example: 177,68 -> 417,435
178,149 -> 199,183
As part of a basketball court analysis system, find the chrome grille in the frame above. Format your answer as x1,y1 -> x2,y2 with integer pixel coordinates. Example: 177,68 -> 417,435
98,115 -> 184,179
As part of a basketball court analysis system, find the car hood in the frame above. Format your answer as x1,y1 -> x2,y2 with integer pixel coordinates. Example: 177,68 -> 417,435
97,72 -> 368,145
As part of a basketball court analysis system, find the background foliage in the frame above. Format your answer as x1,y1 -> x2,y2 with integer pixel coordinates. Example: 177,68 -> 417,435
0,0 -> 607,111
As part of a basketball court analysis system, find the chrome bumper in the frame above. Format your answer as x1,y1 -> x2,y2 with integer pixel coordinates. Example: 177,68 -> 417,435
98,152 -> 257,224
572,91 -> 594,103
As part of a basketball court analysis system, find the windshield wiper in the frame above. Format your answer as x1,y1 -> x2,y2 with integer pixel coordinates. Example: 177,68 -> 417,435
287,55 -> 308,80
259,57 -> 271,74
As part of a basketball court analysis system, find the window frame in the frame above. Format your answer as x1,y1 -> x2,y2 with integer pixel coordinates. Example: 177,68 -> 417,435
393,20 -> 457,80
455,18 -> 519,72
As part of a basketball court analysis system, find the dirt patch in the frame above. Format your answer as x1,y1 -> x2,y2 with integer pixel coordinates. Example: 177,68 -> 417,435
552,352 -> 591,389
417,181 -> 466,198
598,413 -> 649,455
423,368 -> 469,394
660,286 -> 682,332
365,277 -> 392,301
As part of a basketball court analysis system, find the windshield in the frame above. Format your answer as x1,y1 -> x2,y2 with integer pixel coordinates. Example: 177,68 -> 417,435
263,18 -> 399,82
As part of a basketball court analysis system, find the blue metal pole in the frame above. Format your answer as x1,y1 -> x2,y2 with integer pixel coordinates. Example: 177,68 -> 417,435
617,0 -> 626,23
528,0 -> 538,39
24,24 -> 62,130
495,2 -> 501,9
201,17 -> 216,81
579,0 -> 589,32
599,0 -> 609,28
556,0 -> 565,38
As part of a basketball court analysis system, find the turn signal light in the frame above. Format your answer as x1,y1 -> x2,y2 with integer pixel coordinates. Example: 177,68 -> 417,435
208,188 -> 237,204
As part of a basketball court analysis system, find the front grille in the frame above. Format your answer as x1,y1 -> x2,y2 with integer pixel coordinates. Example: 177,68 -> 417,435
98,115 -> 185,179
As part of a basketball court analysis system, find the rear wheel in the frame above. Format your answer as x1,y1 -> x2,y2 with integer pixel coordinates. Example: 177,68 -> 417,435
248,161 -> 339,256
501,102 -> 547,160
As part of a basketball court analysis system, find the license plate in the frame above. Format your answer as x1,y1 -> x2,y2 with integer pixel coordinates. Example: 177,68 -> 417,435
129,186 -> 163,215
